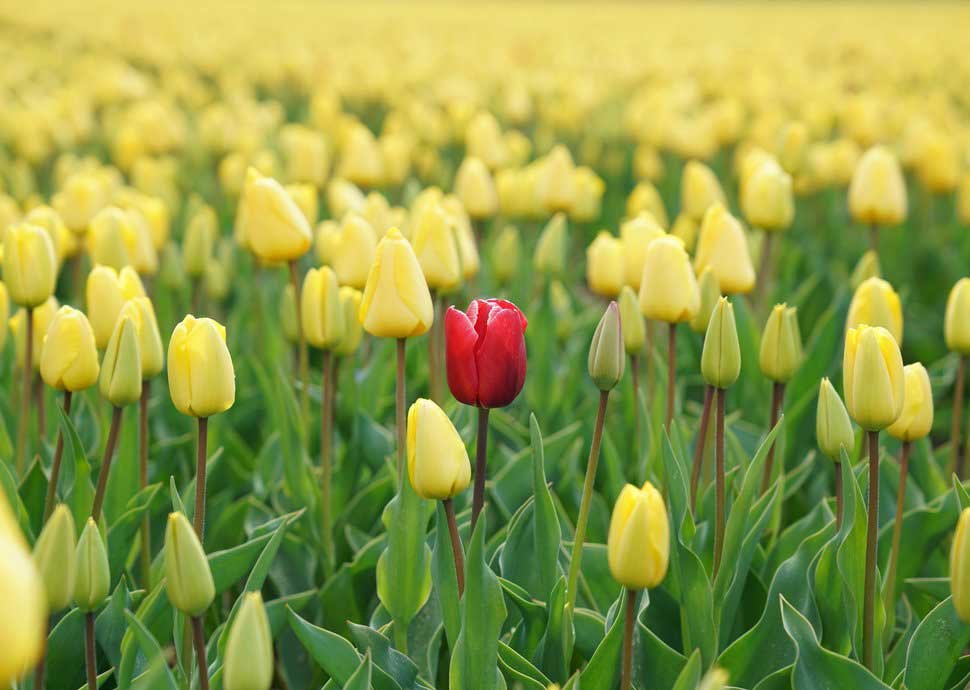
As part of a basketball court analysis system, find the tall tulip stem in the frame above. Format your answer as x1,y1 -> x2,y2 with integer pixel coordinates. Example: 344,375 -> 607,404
428,291 -> 443,403
139,381 -> 151,584
713,387 -> 726,578
91,406 -> 124,523
761,382 -> 785,493
194,417 -> 209,542
950,356 -> 965,478
630,354 -> 642,479
288,260 -> 310,421
690,385 -> 715,513
863,429 -> 879,671
43,390 -> 73,521
444,498 -> 465,596
471,406 -> 490,530
191,616 -> 210,690
566,390 -> 609,615
15,306 -> 34,475
396,338 -> 407,489
620,588 -> 636,690
885,441 -> 910,626
84,612 -> 97,690
666,323 -> 677,428
321,350 -> 335,574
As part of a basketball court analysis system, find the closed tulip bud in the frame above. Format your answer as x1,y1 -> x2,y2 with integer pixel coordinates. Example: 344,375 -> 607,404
335,287 -> 363,357
694,203 -> 756,295
74,518 -> 110,612
455,157 -> 498,220
776,121 -> 809,176
466,111 -> 507,170
490,225 -> 521,286
846,277 -> 903,344
327,178 -> 366,219
816,378 -> 854,461
638,236 -> 699,323
10,298 -> 59,371
121,297 -> 164,379
536,145 -> 576,214
3,222 -> 57,308
53,174 -> 106,233
164,512 -> 215,616
741,159 -> 794,232
285,183 -> 319,225
302,267 -> 345,349
159,242 -> 185,290
87,206 -> 134,270
339,124 -> 384,189
848,146 -> 907,226
0,531 -> 46,685
702,297 -> 741,389
952,509 -> 970,622
32,504 -> 77,611
689,267 -> 721,334
759,304 -> 802,383
86,265 -> 139,349
183,205 -> 218,278
887,363 -> 933,442
124,208 -> 158,276
281,125 -> 330,187
281,284 -> 299,344
671,213 -> 699,253
549,280 -> 575,342
441,196 -> 480,281
681,160 -> 726,221
406,398 -> 471,500
626,182 -> 668,228
25,205 -> 70,267
843,325 -> 905,431
916,131 -> 959,194
945,278 -> 970,355
618,286 -> 645,355
588,302 -> 625,391
534,213 -> 568,277
239,169 -> 312,263
411,202 -> 462,291
586,232 -> 623,297
607,482 -> 669,590
359,229 -> 434,339
328,213 -> 378,289
136,195 -> 169,249
850,250 -> 882,289
168,315 -> 236,418
99,312 -> 142,406
621,212 -> 666,290
223,592 -> 274,690
571,167 -> 605,223
40,306 -> 100,391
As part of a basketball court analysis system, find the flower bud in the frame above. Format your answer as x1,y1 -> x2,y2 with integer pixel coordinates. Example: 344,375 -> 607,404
670,213 -> 698,253
10,298 -> 59,371
53,173 -> 106,233
759,304 -> 802,383
327,213 -> 378,290
159,242 -> 186,290
626,181 -> 668,228
326,178 -> 366,219
571,167 -> 605,223
121,297 -> 164,379
455,157 -> 498,220
223,592 -> 274,690
550,281 -> 575,342
536,145 -> 576,214
945,278 -> 970,355
338,123 -> 384,189
168,315 -> 236,418
618,286 -> 645,355
32,504 -> 77,612
183,205 -> 218,278
887,363 -> 933,443
359,228 -> 434,339
411,202 -> 462,291
588,302 -> 625,391
848,146 -> 907,226
776,121 -> 808,176
442,196 -> 481,281
239,168 -> 312,263
680,160 -> 726,221
281,124 -> 329,187
3,222 -> 57,308
40,306 -> 100,392
698,668 -> 730,690
301,267 -> 345,350
689,267 -> 720,334
701,297 -> 741,389
86,206 -> 135,270
638,236 -> 698,324
99,311 -> 143,406
850,250 -> 882,290
25,205 -> 71,268
741,159 -> 794,232
407,398 -> 471,500
846,277 -> 903,345
533,213 -> 568,277
951,508 -> 970,622
586,232 -> 623,298
334,287 -> 363,357
74,518 -> 110,612
0,530 -> 46,685
164,512 -> 215,617
816,378 -> 855,462
620,212 -> 665,291
281,284 -> 299,344
843,325 -> 905,431
607,482 -> 669,590
694,203 -> 756,295
85,265 -> 142,349
490,225 -> 521,286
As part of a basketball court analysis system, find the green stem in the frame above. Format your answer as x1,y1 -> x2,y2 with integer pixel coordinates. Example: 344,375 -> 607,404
471,407 -> 491,530
620,588 -> 636,690
91,406 -> 124,523
43,390 -> 72,521
15,306 -> 33,475
84,612 -> 97,690
194,417 -> 209,543
321,351 -> 335,575
885,441 -> 910,634
835,462 -> 844,531
761,382 -> 785,494
191,616 -> 210,690
863,430 -> 879,670
396,338 -> 407,489
713,387 -> 726,578
444,498 -> 465,596
289,260 -> 309,421
666,323 -> 677,429
950,356 -> 964,478
139,381 -> 151,586
690,385 -> 714,514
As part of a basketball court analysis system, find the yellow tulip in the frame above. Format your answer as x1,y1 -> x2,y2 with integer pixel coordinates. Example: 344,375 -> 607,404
407,398 -> 471,500
618,286 -> 645,356
694,203 -> 756,295
690,267 -> 721,334
946,279 -> 970,355
741,159 -> 794,232
338,123 -> 384,188
86,206 -> 134,270
680,160 -> 726,221
167,315 -> 236,418
620,212 -> 665,290
411,201 -> 462,291
465,111 -> 508,170
701,297 -> 741,389
441,195 -> 480,280
24,205 -> 70,267
571,167 -> 605,223
0,530 -> 46,685
589,302 -> 625,391
536,145 -> 576,214
455,156 -> 498,220
848,146 -> 907,226
281,124 -> 330,187
843,325 -> 905,431
887,363 -> 932,443
490,225 -> 521,287
586,232 -> 623,298
916,131 -> 959,194
301,267 -> 345,350
776,121 -> 809,176
40,306 -> 100,391
52,173 -> 106,233
951,508 -> 970,622
3,222 -> 57,308
239,168 -> 312,263
100,311 -> 142,407
10,298 -> 59,371
846,277 -> 903,345
816,378 -> 855,462
327,213 -> 378,290
326,178 -> 366,219
626,181 -> 668,228
638,236 -> 699,323
120,297 -> 164,379
359,228 -> 434,338
607,482 -> 669,590
32,504 -> 76,612
124,207 -> 159,275
183,205 -> 218,278
334,287 -> 364,357
533,212 -> 568,277
285,183 -> 319,226
670,213 -> 698,253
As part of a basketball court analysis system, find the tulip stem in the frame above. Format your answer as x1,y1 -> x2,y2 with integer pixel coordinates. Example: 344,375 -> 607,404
950,356 -> 965,478
43,390 -> 73,522
666,323 -> 677,428
620,588 -> 636,690
139,381 -> 151,586
191,616 -> 210,690
396,338 -> 407,490
756,232 -> 775,314
835,462 -> 844,531
84,612 -> 97,690
713,387 -> 726,578
690,385 -> 715,514
15,306 -> 34,476
91,406 -> 124,524
863,429 -> 879,671
565,390 -> 609,615
444,498 -> 465,596
471,406 -> 491,531
761,382 -> 785,494
884,441 -> 910,628
868,224 -> 879,257
35,376 -> 46,439
288,260 -> 310,422
321,351 -> 335,575
194,417 -> 209,542
428,291 -> 443,403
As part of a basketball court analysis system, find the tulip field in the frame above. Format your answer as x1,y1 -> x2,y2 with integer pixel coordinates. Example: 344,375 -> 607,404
5,1 -> 970,689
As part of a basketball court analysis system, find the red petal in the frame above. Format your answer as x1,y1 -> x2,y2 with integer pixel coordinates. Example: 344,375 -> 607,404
475,306 -> 527,408
445,306 -> 480,406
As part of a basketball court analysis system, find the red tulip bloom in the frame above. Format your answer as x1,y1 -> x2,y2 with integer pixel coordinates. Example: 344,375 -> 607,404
445,298 -> 527,408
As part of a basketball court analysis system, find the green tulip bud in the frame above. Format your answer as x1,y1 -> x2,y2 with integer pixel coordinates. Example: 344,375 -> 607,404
816,378 -> 854,462
224,592 -> 274,690
618,286 -> 645,355
588,301 -> 624,391
490,225 -> 521,286
701,297 -> 741,389
32,505 -> 77,612
533,212 -> 568,277
74,518 -> 110,612
759,304 -> 803,383
164,513 -> 215,617
690,266 -> 721,335
99,312 -> 143,407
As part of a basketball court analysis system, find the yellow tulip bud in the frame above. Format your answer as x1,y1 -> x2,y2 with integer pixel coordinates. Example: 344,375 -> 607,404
335,287 -> 363,357
223,592 -> 274,690
164,512 -> 215,617
121,297 -> 164,379
331,213 -> 379,289
380,133 -> 412,187
32,504 -> 77,612
916,131 -> 959,194
681,160 -> 726,221
239,169 -> 312,263
618,286 -> 645,356
466,111 -> 507,171
571,167 -> 605,223
694,204 -> 755,295
633,144 -> 664,182
951,508 -> 970,622
490,225 -> 521,287
281,284 -> 299,344
338,123 -> 384,189
3,222 -> 57,308
843,325 -> 905,431
135,195 -> 169,249
586,232 -> 623,298
741,159 -> 794,232
848,146 -> 907,227
690,267 -> 721,335
10,298 -> 59,371
846,277 -> 903,345
455,157 -> 498,220
698,668 -> 730,690
945,278 -> 970,355
607,481 -> 669,590
536,145 -> 576,214
99,311 -> 143,406
850,250 -> 882,290
589,302 -> 625,391
406,398 -> 471,500
702,297 -> 741,389
24,205 -> 70,268
626,181 -> 668,228
87,206 -> 135,270
123,207 -> 158,276
620,212 -> 666,291
281,125 -> 330,187
301,267 -> 345,350
441,196 -> 481,280
816,378 -> 855,462
74,518 -> 110,612
40,306 -> 100,392
0,530 -> 46,685
285,183 -> 319,226
670,213 -> 698,253
53,174 -> 106,233
638,236 -> 699,324
887,363 -> 933,443
326,178 -> 366,219
776,121 -> 809,176
411,202 -> 462,291
87,265 -> 135,349
759,304 -> 802,383
533,213 -> 569,277
167,315 -> 236,418
359,229 -> 433,339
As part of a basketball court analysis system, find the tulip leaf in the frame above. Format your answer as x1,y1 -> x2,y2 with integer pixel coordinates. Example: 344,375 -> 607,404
579,589 -> 625,688
106,482 -> 162,583
54,401 -> 95,530
902,596 -> 970,690
344,651 -> 374,690
122,611 -> 179,690
18,456 -> 46,536
530,413 -> 563,600
671,649 -> 703,690
46,608 -> 87,690
347,622 -> 422,689
431,503 -> 461,648
497,641 -> 553,690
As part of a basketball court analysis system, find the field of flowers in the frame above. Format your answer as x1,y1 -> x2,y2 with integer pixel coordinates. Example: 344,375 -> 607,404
3,1 -> 970,689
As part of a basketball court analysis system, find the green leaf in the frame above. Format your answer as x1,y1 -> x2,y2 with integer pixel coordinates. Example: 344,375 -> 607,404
530,413 -> 563,599
431,504 -> 461,649
580,590 -> 625,689
671,649 -> 703,690
122,611 -> 179,690
345,652 -> 374,690
903,596 -> 970,690
347,622 -> 422,690
498,641 -> 552,690
106,483 -> 162,582
55,401 -> 94,528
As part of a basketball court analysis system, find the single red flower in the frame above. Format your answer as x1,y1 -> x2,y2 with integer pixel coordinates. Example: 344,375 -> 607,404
445,298 -> 528,408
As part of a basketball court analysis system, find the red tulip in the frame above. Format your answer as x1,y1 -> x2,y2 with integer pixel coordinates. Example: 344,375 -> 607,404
445,298 -> 527,408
